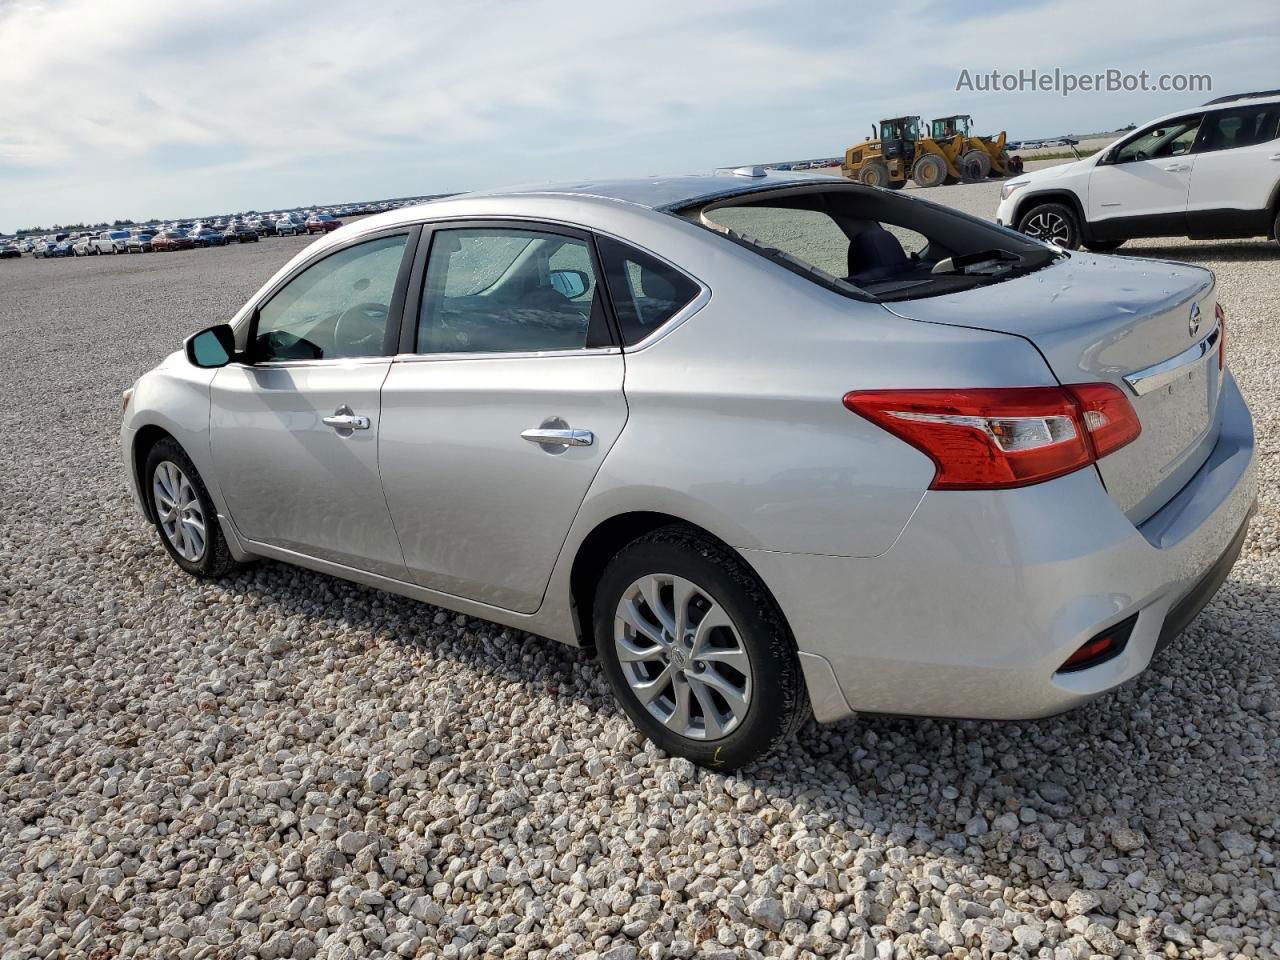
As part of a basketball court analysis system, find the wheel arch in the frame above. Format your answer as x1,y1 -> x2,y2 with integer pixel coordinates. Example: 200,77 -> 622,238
1011,189 -> 1089,237
132,423 -> 177,523
566,511 -> 790,654
1267,177 -> 1280,239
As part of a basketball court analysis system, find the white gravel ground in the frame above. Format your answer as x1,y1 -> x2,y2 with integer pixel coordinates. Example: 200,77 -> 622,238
2,184 -> 1279,960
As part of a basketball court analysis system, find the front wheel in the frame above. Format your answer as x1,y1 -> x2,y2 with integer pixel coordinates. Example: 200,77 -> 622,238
594,526 -> 810,770
144,438 -> 236,578
961,149 -> 991,179
912,154 -> 946,188
1017,202 -> 1081,249
858,161 -> 890,188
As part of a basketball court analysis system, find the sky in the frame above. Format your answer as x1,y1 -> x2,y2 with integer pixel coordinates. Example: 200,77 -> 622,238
0,0 -> 1276,231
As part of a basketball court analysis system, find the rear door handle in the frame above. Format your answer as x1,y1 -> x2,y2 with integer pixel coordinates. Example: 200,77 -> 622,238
1270,153 -> 1280,161
521,428 -> 593,447
1163,163 -> 1188,172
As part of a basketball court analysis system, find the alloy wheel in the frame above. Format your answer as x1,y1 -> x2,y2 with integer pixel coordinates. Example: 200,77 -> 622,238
614,573 -> 752,740
152,460 -> 206,562
1023,210 -> 1072,246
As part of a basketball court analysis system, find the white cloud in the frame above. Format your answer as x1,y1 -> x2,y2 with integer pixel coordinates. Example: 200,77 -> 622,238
0,0 -> 1276,227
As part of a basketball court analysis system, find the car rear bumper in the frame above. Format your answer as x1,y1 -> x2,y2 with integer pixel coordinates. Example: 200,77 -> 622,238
743,371 -> 1256,723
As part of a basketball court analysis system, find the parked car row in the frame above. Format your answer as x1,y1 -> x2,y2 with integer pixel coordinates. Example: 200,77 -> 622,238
4,196 -> 440,263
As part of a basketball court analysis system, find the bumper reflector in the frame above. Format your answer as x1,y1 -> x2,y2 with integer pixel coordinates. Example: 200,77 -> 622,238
1057,614 -> 1138,673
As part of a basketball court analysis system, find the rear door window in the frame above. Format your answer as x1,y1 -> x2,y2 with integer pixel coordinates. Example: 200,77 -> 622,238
595,236 -> 701,346
416,227 -> 607,354
1196,105 -> 1280,152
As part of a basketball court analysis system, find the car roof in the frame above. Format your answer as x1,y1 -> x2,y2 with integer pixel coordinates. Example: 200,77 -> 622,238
463,169 -> 844,212
1147,92 -> 1280,125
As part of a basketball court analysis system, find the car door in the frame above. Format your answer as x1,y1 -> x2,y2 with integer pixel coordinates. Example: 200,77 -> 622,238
1186,103 -> 1280,236
379,222 -> 628,613
1087,114 -> 1202,237
209,227 -> 418,578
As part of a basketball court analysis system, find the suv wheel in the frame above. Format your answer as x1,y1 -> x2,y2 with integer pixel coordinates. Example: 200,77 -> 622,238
594,526 -> 810,770
1018,202 -> 1081,249
144,438 -> 236,578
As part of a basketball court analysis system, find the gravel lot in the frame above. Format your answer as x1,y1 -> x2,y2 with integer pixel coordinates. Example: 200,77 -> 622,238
3,183 -> 1279,960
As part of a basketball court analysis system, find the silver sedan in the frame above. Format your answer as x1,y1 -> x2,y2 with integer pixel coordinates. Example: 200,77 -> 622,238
120,170 -> 1256,769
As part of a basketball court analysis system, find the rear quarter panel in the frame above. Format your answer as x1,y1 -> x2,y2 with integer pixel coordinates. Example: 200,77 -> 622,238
574,225 -> 1061,559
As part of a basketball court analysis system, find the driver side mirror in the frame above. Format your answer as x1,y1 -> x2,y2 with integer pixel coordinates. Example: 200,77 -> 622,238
185,323 -> 237,368
549,269 -> 589,299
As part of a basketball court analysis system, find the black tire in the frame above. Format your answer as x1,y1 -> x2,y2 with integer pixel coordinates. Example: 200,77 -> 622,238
1272,209 -> 1279,243
593,526 -> 810,771
143,437 -> 236,578
961,149 -> 991,179
912,154 -> 946,188
858,161 -> 890,188
1017,201 -> 1081,250
1082,239 -> 1125,252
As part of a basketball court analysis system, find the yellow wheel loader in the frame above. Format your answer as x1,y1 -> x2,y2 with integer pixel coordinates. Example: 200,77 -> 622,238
930,115 -> 1025,178
842,116 -> 963,189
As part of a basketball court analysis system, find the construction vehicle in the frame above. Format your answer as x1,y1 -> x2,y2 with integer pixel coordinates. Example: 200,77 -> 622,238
930,115 -> 1025,178
842,116 -> 964,189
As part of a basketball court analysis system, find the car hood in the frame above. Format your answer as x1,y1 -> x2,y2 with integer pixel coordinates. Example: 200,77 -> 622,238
1016,156 -> 1093,185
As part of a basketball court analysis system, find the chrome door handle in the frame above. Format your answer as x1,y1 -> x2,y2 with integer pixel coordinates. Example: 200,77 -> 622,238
323,409 -> 370,431
1163,163 -> 1187,172
1270,154 -> 1280,161
521,428 -> 593,447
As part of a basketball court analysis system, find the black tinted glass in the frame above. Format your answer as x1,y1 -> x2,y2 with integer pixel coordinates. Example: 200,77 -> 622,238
596,236 -> 700,346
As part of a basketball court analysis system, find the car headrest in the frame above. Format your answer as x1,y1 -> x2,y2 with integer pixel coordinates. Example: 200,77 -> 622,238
847,225 -> 910,278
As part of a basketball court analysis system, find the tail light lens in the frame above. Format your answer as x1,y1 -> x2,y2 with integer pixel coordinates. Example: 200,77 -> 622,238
1216,302 -> 1225,371
843,384 -> 1141,490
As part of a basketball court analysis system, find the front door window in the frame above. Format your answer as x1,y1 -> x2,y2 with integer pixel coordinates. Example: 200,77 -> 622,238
253,234 -> 409,361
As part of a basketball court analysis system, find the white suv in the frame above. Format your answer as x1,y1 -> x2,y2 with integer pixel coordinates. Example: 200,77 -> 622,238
996,91 -> 1280,250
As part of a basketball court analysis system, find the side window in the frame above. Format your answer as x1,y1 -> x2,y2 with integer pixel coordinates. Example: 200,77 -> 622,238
596,236 -> 701,346
254,234 -> 408,362
1197,106 -> 1280,152
417,228 -> 605,355
1114,117 -> 1201,163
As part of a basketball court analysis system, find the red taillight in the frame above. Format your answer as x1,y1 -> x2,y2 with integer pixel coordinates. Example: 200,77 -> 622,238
1216,302 -> 1225,371
1064,383 -> 1142,459
843,384 -> 1141,490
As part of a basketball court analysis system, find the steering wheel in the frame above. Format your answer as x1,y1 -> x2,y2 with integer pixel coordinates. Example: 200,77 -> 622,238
333,302 -> 388,355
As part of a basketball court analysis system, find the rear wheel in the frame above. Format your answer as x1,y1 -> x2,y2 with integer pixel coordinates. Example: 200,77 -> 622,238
1017,202 -> 1081,249
594,526 -> 810,770
1273,209 -> 1280,243
1083,239 -> 1125,252
144,438 -> 236,578
912,154 -> 946,188
858,161 -> 890,187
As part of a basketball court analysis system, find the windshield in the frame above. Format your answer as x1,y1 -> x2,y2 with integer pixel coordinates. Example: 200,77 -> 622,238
681,184 -> 1059,302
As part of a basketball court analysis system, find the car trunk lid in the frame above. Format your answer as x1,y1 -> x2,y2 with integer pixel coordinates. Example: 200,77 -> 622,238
883,254 -> 1223,525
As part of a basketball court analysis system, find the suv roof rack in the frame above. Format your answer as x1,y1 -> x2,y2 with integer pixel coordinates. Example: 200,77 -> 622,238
1202,89 -> 1280,106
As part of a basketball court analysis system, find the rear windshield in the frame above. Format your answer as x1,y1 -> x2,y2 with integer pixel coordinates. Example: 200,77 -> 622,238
677,184 -> 1060,302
